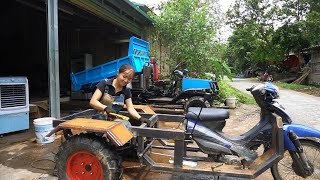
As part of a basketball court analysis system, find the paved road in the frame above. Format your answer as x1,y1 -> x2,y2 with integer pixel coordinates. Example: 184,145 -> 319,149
228,78 -> 320,130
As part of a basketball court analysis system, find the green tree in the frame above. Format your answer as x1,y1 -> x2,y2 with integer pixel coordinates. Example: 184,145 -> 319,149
149,0 -> 231,80
304,1 -> 320,45
225,0 -> 320,73
226,0 -> 284,70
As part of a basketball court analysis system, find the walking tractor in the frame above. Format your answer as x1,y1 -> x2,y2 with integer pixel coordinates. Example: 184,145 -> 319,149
48,82 -> 320,179
131,61 -> 220,112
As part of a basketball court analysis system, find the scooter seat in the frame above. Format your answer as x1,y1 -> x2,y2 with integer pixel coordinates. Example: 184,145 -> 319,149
186,107 -> 229,121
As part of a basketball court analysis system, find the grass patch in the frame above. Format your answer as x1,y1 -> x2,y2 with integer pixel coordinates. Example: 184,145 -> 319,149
275,82 -> 320,90
216,80 -> 255,105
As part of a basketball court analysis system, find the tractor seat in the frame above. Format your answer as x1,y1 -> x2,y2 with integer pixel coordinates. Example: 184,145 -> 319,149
186,107 -> 229,121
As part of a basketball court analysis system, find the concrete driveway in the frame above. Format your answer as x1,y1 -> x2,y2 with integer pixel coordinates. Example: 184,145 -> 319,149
1,80 -> 319,180
228,78 -> 320,130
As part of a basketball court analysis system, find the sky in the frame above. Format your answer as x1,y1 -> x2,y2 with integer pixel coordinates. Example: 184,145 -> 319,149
132,0 -> 234,40
132,0 -> 234,13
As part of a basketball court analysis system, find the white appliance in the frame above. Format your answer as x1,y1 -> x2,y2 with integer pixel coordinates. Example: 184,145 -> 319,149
0,77 -> 29,134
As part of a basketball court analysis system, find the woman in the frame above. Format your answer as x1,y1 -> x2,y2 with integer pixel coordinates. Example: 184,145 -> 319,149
89,64 -> 148,127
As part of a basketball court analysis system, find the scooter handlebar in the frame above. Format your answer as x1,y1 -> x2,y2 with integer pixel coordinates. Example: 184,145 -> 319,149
246,85 -> 255,92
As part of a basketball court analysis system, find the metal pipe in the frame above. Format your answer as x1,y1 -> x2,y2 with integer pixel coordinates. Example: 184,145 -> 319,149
47,0 -> 60,118
138,139 -> 155,157
151,145 -> 200,152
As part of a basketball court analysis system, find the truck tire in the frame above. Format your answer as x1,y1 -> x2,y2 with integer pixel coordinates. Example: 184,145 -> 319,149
184,96 -> 210,112
55,134 -> 122,180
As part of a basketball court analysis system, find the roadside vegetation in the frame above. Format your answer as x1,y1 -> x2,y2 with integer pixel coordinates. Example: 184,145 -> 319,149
274,82 -> 320,97
216,80 -> 255,105
225,0 -> 320,74
275,82 -> 320,90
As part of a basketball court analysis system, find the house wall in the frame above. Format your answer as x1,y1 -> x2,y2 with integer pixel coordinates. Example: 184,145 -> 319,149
308,47 -> 320,85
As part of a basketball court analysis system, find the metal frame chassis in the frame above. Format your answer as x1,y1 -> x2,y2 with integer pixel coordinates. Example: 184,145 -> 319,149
52,109 -> 284,178
130,113 -> 284,178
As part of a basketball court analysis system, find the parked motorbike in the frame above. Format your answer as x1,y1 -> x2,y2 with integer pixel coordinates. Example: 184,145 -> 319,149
186,82 -> 320,179
258,71 -> 273,82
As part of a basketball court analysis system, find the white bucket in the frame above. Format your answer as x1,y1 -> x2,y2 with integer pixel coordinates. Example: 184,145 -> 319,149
225,97 -> 237,109
33,117 -> 56,144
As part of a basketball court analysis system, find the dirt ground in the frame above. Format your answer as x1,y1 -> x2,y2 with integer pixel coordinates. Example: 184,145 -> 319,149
223,104 -> 260,135
0,101 -> 272,180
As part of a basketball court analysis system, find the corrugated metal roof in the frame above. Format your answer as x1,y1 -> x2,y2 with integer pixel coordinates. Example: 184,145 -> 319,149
69,0 -> 153,36
302,45 -> 320,51
125,0 -> 154,23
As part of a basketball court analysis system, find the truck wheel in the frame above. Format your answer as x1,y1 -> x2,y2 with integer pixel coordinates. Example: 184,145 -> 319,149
55,134 -> 122,180
184,96 -> 210,112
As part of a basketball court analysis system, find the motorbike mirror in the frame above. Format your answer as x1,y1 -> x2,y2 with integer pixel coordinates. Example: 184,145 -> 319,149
174,70 -> 184,78
173,62 -> 183,70
246,85 -> 255,91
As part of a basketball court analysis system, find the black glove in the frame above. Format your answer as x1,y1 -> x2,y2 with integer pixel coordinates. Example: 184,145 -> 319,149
139,117 -> 149,124
104,106 -> 116,114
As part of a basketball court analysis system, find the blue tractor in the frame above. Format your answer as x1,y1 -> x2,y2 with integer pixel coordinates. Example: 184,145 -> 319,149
131,61 -> 219,112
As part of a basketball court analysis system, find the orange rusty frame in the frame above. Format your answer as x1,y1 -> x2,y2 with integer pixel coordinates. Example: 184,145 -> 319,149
47,118 -> 133,146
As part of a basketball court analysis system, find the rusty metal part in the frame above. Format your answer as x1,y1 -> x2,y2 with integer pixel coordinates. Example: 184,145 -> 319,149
132,105 -> 156,114
47,118 -> 133,146
247,113 -> 284,178
151,107 -> 184,115
131,113 -> 284,179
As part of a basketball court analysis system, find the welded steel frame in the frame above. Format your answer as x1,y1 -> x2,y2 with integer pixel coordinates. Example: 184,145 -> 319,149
53,109 -> 284,178
130,113 -> 284,178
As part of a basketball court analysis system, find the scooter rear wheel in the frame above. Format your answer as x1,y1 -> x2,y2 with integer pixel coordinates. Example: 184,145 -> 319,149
271,139 -> 320,180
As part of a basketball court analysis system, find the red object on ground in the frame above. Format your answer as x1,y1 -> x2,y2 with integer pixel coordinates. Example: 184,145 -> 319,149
150,57 -> 159,81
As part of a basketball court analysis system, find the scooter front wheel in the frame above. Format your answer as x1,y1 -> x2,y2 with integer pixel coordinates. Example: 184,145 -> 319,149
271,139 -> 320,180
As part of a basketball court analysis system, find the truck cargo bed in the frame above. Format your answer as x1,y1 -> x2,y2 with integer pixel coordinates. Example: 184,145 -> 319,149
71,36 -> 150,91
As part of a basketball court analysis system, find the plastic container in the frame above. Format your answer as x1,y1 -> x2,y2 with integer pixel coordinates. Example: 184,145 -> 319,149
33,117 -> 55,144
225,97 -> 237,109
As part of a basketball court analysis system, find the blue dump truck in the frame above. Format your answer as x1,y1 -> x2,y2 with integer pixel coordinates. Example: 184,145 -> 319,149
70,36 -> 219,113
70,36 -> 151,91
